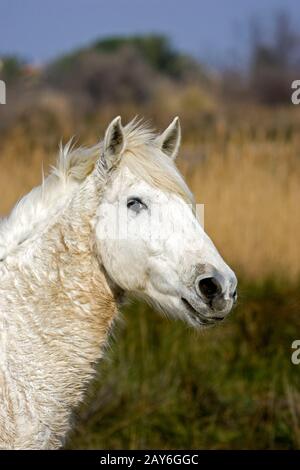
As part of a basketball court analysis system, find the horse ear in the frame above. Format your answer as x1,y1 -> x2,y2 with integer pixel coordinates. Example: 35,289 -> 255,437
157,117 -> 181,161
102,116 -> 125,170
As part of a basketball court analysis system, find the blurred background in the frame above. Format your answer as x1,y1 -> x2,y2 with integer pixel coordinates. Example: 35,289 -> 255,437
1,0 -> 300,449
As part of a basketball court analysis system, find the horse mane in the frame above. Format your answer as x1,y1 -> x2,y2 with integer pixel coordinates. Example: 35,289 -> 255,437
0,118 -> 193,261
0,140 -> 99,261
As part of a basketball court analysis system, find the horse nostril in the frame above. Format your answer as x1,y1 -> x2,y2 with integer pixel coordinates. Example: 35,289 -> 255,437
198,277 -> 221,300
232,288 -> 237,302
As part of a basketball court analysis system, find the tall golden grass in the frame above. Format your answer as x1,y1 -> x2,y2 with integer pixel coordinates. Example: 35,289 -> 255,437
0,104 -> 299,283
182,138 -> 300,281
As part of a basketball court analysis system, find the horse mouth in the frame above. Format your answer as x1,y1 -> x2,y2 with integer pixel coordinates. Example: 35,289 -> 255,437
181,297 -> 225,325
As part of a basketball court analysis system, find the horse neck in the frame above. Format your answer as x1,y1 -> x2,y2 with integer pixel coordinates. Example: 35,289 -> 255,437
0,172 -> 78,262
1,173 -> 120,449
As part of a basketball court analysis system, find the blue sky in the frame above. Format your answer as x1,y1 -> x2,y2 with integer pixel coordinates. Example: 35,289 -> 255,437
0,0 -> 299,66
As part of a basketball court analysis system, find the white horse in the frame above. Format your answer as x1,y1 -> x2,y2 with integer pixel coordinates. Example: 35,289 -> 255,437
0,117 -> 237,449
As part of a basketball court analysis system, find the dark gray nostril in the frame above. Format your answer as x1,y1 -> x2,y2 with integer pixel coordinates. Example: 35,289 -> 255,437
232,289 -> 237,302
198,276 -> 221,300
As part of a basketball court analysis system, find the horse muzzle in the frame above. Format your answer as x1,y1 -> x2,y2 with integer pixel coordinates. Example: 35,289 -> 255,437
181,263 -> 237,326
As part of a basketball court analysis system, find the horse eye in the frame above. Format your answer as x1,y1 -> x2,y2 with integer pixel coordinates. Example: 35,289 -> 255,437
127,197 -> 147,213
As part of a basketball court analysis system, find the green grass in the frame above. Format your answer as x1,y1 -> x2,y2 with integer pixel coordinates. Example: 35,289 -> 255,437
66,281 -> 300,449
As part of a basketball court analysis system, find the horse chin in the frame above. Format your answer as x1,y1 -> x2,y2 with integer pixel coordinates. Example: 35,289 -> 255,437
150,295 -> 209,329
184,314 -> 212,329
179,296 -> 230,329
142,287 -> 231,329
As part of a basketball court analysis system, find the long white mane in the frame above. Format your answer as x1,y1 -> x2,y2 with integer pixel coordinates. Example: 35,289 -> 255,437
0,140 -> 99,261
0,118 -> 192,261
